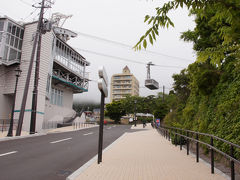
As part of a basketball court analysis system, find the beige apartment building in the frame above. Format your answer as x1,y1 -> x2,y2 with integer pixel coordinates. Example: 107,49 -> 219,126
110,66 -> 139,102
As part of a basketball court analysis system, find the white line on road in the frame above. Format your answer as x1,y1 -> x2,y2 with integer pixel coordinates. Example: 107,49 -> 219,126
107,127 -> 111,130
0,151 -> 18,157
50,138 -> 72,144
83,132 -> 93,136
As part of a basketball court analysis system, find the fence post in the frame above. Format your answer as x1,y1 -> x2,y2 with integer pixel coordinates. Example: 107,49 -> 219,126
168,131 -> 170,141
2,120 -> 5,132
187,131 -> 189,155
175,130 -> 177,147
180,131 -> 182,151
210,137 -> 214,174
230,145 -> 235,180
196,133 -> 199,163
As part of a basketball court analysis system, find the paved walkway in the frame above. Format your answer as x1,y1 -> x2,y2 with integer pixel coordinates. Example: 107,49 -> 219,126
74,124 -> 228,180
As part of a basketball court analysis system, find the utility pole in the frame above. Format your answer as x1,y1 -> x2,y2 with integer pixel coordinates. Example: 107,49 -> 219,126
16,0 -> 48,136
29,0 -> 45,134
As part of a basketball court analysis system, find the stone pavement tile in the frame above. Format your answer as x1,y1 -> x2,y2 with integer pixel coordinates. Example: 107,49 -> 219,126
75,125 -> 227,180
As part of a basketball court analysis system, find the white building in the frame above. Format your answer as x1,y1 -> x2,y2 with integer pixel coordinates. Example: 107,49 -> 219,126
0,16 -> 90,132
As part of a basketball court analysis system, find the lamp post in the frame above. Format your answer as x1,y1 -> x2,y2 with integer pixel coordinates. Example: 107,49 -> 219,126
134,100 -> 137,127
7,66 -> 22,137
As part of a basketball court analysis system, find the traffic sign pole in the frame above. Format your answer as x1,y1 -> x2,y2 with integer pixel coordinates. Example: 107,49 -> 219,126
97,66 -> 108,164
98,91 -> 105,163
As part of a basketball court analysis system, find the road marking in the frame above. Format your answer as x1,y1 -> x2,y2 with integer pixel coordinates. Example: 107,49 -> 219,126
0,151 -> 18,157
83,132 -> 93,136
50,138 -> 72,144
107,127 -> 111,130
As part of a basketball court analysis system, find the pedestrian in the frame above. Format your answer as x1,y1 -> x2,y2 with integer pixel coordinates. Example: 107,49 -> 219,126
143,119 -> 146,128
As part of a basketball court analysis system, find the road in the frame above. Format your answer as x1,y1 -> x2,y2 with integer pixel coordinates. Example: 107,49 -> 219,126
0,124 -> 131,180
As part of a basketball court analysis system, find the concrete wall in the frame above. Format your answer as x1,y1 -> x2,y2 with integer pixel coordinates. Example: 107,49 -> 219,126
0,62 -> 17,119
44,85 -> 74,123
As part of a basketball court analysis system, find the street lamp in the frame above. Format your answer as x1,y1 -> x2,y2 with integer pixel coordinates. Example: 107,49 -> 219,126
7,66 -> 22,137
134,100 -> 137,127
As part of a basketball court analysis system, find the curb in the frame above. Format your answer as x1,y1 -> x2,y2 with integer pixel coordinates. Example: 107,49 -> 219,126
47,125 -> 99,134
66,132 -> 128,180
0,132 -> 47,142
0,125 -> 99,142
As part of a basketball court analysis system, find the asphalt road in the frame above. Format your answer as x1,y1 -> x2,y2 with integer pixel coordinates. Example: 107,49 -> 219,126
0,124 -> 132,180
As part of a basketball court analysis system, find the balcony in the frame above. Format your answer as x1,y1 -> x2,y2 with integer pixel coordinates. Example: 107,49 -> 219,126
52,68 -> 89,93
52,38 -> 90,93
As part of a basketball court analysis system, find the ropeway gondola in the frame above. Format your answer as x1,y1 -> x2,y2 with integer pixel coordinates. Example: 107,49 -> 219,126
145,62 -> 159,90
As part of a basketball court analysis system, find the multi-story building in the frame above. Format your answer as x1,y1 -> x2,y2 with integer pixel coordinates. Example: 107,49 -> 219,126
110,66 -> 139,102
0,16 -> 90,132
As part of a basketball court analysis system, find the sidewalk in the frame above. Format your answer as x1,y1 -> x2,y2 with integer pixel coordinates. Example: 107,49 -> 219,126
73,124 -> 228,180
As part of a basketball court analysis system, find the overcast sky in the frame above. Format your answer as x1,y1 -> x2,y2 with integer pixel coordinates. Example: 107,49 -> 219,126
1,0 -> 196,103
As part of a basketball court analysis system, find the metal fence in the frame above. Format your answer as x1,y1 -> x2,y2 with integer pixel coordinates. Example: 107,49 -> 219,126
0,119 -> 18,132
158,126 -> 240,180
73,122 -> 97,130
42,121 -> 59,129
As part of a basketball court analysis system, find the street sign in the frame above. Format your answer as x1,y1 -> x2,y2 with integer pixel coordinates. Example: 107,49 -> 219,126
98,66 -> 108,86
98,78 -> 108,97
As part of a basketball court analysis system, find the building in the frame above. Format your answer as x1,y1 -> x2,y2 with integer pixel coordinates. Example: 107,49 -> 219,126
0,15 -> 90,132
110,66 -> 139,102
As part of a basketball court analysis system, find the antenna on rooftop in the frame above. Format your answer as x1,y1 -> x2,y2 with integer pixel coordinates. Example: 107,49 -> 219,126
51,12 -> 72,27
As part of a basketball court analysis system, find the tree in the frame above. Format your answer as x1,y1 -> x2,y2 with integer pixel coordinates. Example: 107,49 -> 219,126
135,0 -> 240,65
105,101 -> 126,123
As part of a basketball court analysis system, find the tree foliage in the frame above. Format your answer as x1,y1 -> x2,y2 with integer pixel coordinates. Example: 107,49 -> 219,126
105,101 -> 126,123
135,0 -> 240,65
105,94 -> 170,123
135,0 -> 240,157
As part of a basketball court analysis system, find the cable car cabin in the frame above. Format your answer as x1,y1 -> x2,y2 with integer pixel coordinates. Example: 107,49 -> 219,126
145,79 -> 159,90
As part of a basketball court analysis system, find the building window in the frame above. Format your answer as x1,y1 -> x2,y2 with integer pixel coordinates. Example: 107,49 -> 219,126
50,88 -> 63,106
114,76 -> 121,79
0,21 -> 4,31
124,75 -> 131,79
1,21 -> 24,62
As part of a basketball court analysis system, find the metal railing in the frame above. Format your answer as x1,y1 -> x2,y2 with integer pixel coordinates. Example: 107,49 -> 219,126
72,122 -> 97,130
157,126 -> 240,180
0,119 -> 18,132
42,121 -> 59,129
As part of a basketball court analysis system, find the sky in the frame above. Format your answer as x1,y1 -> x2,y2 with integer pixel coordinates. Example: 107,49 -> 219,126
1,0 -> 196,104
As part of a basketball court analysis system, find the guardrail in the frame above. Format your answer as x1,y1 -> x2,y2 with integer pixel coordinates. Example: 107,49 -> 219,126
157,126 -> 240,180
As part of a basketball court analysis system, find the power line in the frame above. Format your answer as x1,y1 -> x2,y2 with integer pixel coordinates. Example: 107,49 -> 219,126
75,31 -> 193,62
88,78 -> 172,90
19,0 -> 33,6
22,8 -> 38,21
75,48 -> 185,69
